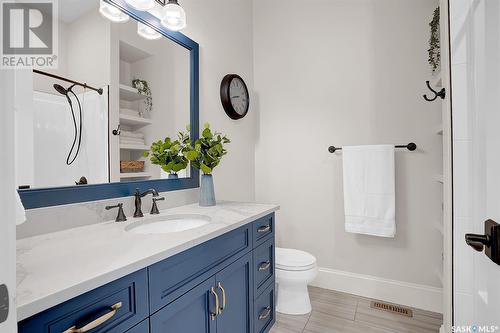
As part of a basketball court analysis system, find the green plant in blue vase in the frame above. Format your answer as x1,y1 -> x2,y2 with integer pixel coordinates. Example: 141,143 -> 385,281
184,123 -> 230,206
144,128 -> 191,179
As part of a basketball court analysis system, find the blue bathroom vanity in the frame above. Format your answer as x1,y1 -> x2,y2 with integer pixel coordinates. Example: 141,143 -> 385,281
17,204 -> 277,333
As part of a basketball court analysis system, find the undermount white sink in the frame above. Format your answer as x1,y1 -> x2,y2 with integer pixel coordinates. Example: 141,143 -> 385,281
126,214 -> 211,234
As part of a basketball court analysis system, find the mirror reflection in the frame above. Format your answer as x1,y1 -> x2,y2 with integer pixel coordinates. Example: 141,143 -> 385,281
16,0 -> 191,190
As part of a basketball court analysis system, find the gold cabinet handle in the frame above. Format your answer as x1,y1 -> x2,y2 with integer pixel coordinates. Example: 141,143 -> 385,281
258,261 -> 271,272
217,282 -> 226,313
62,302 -> 122,333
258,306 -> 272,321
257,225 -> 271,233
210,287 -> 220,320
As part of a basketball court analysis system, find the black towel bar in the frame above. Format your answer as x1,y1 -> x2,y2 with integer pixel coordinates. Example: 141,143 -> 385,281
328,143 -> 417,153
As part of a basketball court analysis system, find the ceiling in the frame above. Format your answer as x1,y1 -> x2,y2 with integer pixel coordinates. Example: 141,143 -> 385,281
58,0 -> 99,23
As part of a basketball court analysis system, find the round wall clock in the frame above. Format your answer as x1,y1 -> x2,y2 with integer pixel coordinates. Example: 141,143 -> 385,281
220,74 -> 249,120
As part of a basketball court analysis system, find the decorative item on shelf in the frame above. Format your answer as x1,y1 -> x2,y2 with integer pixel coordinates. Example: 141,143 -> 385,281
120,161 -> 145,173
220,74 -> 250,120
144,127 -> 191,179
184,123 -> 230,207
132,79 -> 152,115
428,6 -> 440,74
423,80 -> 445,102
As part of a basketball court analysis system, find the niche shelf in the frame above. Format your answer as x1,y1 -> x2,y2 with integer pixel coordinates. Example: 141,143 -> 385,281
435,174 -> 444,184
120,172 -> 152,179
431,72 -> 442,89
119,84 -> 147,102
119,113 -> 152,129
120,143 -> 150,151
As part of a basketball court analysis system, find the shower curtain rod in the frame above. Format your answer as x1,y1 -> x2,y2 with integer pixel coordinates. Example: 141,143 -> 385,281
33,69 -> 104,95
328,143 -> 417,153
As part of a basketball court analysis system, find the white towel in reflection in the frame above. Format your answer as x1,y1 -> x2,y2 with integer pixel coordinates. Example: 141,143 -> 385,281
120,137 -> 146,145
342,145 -> 396,237
15,190 -> 26,225
120,130 -> 145,139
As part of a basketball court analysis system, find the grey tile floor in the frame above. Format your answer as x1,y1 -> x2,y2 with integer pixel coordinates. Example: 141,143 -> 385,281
270,287 -> 443,333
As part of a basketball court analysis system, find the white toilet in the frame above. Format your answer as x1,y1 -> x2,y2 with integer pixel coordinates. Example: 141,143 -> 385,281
275,248 -> 318,315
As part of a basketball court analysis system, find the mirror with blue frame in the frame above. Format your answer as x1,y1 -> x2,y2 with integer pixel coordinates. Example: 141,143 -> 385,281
16,0 -> 199,209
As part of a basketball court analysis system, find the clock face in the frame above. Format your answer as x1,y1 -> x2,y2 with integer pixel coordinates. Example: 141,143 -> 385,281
221,74 -> 249,120
229,77 -> 249,116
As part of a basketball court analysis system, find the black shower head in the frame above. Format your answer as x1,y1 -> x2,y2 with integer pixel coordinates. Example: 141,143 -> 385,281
53,83 -> 68,95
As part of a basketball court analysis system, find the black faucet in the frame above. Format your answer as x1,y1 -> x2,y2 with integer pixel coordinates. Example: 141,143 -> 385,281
134,188 -> 159,218
105,203 -> 127,222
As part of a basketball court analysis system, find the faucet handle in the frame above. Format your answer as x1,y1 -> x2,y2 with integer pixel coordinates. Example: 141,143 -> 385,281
151,197 -> 165,215
105,203 -> 127,222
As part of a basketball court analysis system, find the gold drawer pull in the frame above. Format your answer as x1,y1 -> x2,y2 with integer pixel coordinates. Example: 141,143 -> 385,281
258,261 -> 271,271
257,225 -> 271,233
210,287 -> 220,320
258,306 -> 272,321
62,302 -> 122,333
217,282 -> 227,313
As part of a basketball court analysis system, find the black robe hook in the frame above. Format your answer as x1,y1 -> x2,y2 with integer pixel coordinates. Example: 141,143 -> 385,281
423,80 -> 446,102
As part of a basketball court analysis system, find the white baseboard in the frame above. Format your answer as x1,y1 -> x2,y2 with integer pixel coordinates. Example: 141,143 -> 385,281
310,267 -> 443,313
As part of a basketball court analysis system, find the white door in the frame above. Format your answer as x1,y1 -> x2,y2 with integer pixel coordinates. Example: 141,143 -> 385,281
0,70 -> 18,332
450,0 -> 500,330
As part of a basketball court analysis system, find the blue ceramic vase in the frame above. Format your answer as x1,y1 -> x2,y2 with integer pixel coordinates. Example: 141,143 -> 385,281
168,173 -> 179,179
200,174 -> 216,206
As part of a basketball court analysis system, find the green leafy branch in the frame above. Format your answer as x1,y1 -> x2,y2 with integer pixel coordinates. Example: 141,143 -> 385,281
428,7 -> 440,73
132,78 -> 153,113
144,127 -> 191,175
184,123 -> 230,175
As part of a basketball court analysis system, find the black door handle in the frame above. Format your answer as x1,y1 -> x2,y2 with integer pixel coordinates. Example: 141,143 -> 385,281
465,219 -> 500,265
465,233 -> 490,252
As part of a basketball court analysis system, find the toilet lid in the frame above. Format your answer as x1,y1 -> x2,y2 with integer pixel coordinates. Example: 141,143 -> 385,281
276,248 -> 317,271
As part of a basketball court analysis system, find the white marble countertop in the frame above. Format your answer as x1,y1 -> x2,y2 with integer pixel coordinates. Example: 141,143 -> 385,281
16,201 -> 279,321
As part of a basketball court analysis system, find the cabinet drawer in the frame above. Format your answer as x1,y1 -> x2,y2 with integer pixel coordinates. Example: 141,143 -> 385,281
253,238 -> 275,297
253,284 -> 275,333
253,214 -> 274,246
18,269 -> 149,333
149,224 -> 252,312
126,319 -> 149,333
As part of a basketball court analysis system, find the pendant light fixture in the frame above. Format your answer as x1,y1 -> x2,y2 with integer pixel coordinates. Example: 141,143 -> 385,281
161,0 -> 186,31
124,0 -> 156,11
99,0 -> 129,23
137,22 -> 162,40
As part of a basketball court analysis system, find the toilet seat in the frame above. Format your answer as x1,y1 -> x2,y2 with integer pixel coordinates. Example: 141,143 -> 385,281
276,248 -> 317,271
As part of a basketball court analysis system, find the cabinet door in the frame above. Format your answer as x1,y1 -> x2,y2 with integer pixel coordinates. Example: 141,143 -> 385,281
150,277 -> 217,333
215,252 -> 254,333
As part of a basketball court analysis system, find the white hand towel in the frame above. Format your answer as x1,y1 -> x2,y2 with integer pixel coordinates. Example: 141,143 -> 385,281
120,137 -> 146,145
342,145 -> 396,237
15,190 -> 26,225
120,130 -> 145,139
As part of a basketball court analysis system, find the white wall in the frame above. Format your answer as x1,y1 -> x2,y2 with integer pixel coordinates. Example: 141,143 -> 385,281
254,0 -> 443,312
182,0 -> 256,202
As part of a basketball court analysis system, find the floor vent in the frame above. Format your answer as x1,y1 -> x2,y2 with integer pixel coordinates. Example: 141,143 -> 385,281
370,301 -> 413,317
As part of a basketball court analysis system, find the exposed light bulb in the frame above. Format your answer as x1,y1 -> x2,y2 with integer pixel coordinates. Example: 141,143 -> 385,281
161,0 -> 186,31
137,22 -> 162,40
125,0 -> 156,11
99,0 -> 129,23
